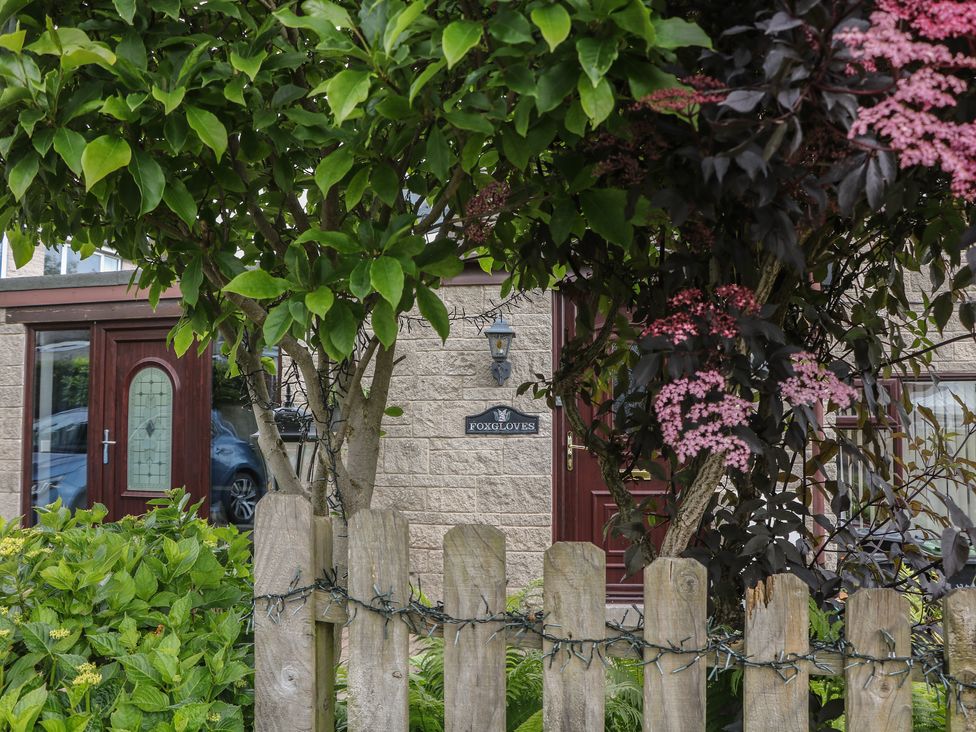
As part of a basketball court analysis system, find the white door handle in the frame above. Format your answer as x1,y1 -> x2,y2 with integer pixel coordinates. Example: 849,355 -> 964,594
102,429 -> 117,464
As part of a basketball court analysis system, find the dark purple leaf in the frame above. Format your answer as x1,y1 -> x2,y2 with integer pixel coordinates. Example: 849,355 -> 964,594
765,11 -> 803,34
722,90 -> 766,113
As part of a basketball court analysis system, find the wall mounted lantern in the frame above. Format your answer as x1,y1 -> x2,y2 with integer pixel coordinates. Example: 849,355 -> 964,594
485,316 -> 516,386
270,386 -> 318,487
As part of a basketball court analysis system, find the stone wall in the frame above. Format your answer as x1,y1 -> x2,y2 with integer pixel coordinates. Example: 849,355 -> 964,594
0,317 -> 25,519
371,286 -> 555,595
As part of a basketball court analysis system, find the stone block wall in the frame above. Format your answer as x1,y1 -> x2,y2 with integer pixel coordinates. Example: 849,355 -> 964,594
0,318 -> 25,519
371,286 -> 554,595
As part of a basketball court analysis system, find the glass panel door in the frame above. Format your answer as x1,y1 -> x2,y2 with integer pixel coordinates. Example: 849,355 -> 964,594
30,330 -> 91,519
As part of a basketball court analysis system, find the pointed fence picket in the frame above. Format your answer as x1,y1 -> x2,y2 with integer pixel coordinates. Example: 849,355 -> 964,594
252,493 -> 976,732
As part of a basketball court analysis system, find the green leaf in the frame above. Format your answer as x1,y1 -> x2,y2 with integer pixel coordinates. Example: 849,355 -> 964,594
576,37 -> 618,87
442,20 -> 482,68
370,256 -> 404,306
295,228 -> 360,252
383,0 -> 428,54
185,106 -> 227,161
314,146 -> 355,197
8,151 -> 38,200
651,17 -> 712,49
384,405 -> 404,417
581,188 -> 632,246
0,29 -> 26,53
113,0 -> 136,23
426,126 -> 452,182
180,259 -> 203,307
151,85 -> 185,115
224,76 -> 245,106
305,286 -> 335,317
324,70 -> 371,125
223,270 -> 291,299
349,260 -> 372,300
346,168 -> 369,209
81,134 -> 131,190
230,50 -> 267,82
162,178 -> 197,228
933,291 -> 953,331
536,61 -> 577,113
263,303 -> 293,345
128,149 -> 165,215
323,301 -> 358,357
372,163 -> 399,206
408,60 -> 444,106
531,4 -> 571,51
613,0 -> 656,48
578,75 -> 614,125
371,299 -> 398,347
444,111 -> 494,135
416,285 -> 449,341
6,228 -> 32,268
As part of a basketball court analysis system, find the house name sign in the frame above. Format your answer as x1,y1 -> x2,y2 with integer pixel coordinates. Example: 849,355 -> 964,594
465,405 -> 540,435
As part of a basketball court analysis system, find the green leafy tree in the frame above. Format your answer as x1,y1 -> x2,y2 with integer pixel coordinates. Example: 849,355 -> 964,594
0,1 -> 708,566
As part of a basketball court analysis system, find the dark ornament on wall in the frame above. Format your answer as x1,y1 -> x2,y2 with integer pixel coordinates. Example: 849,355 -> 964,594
465,405 -> 539,435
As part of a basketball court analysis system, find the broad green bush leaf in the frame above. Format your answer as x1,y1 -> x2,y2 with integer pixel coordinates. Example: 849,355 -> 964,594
576,37 -> 618,88
185,106 -> 228,161
128,149 -> 165,215
651,17 -> 712,49
442,20 -> 481,68
52,128 -> 86,176
314,146 -> 354,197
305,286 -> 335,317
370,256 -> 404,306
323,70 -> 370,125
230,50 -> 267,82
223,270 -> 291,299
578,76 -> 614,125
7,152 -> 37,201
371,299 -> 398,347
81,135 -> 131,190
531,5 -> 571,51
151,85 -> 185,115
416,285 -> 449,341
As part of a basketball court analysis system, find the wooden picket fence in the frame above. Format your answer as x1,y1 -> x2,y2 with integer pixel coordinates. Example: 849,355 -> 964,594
252,493 -> 976,732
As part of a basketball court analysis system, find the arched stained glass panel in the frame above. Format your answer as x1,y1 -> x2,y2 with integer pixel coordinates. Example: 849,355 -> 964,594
127,366 -> 173,491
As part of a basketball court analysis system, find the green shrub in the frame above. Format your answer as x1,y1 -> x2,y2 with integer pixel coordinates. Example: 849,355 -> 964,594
0,491 -> 253,731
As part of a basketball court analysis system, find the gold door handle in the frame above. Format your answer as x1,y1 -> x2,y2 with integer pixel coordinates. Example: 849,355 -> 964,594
628,469 -> 652,481
566,431 -> 586,472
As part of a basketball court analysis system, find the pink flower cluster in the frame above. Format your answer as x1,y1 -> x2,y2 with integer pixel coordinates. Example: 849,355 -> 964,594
839,3 -> 976,200
653,370 -> 753,471
779,352 -> 858,409
643,286 -> 759,344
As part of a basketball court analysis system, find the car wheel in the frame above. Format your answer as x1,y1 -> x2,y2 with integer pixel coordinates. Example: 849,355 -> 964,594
226,472 -> 259,525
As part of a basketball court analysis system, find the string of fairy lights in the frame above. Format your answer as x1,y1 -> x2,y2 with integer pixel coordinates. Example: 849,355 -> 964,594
252,569 -> 976,714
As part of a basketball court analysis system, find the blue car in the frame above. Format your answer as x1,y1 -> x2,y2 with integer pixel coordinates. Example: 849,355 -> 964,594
31,408 -> 267,526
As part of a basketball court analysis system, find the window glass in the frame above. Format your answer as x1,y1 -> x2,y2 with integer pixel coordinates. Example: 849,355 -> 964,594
904,381 -> 976,536
31,330 -> 90,520
126,367 -> 173,491
42,247 -> 61,276
210,348 -> 271,526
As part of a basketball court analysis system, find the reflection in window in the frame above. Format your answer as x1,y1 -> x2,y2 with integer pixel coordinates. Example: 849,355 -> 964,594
210,347 -> 271,526
31,330 -> 90,520
127,367 -> 173,492
904,381 -> 976,536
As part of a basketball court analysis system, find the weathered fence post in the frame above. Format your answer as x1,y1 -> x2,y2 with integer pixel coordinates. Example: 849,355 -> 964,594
945,588 -> 976,731
443,525 -> 507,732
253,492 -> 317,732
743,573 -> 808,731
643,557 -> 707,732
543,541 -> 606,732
313,516 -> 335,731
845,588 -> 912,731
346,509 -> 410,732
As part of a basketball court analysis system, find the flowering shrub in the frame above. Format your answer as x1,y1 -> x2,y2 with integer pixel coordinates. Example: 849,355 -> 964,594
841,0 -> 976,199
0,491 -> 252,731
779,352 -> 859,409
653,371 -> 753,472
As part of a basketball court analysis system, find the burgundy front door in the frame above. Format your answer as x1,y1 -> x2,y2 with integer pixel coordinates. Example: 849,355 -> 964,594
90,323 -> 210,520
552,296 -> 669,601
